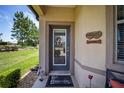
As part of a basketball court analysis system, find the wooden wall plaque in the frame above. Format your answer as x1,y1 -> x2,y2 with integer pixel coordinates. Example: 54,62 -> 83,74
86,39 -> 101,44
86,31 -> 102,44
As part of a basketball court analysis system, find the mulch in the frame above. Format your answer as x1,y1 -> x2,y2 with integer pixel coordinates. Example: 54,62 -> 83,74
17,71 -> 38,88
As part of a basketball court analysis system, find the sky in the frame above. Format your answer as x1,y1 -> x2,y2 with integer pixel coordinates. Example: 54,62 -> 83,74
0,5 -> 39,43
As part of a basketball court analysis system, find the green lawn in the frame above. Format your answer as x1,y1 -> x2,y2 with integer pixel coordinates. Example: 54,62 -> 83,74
0,48 -> 38,77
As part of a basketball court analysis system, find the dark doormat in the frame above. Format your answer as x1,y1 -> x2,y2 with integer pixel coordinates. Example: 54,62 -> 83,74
46,75 -> 74,87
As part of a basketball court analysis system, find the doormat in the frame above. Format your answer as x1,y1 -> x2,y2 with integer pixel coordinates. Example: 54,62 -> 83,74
46,75 -> 74,87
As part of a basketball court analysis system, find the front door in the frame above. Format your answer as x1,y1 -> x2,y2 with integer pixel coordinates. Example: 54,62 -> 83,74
49,25 -> 70,71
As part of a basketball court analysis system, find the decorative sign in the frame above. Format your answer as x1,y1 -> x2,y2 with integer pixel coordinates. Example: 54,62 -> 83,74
86,31 -> 102,44
87,39 -> 101,44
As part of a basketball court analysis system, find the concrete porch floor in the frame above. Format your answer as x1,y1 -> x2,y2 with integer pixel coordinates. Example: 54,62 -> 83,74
32,71 -> 79,88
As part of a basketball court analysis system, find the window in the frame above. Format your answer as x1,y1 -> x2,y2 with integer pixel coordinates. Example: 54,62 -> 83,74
115,5 -> 124,64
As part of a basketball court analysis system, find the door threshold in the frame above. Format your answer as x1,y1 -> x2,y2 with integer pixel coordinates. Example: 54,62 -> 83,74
49,71 -> 71,75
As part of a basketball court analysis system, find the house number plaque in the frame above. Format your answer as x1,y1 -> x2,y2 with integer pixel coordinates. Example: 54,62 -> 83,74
86,31 -> 102,44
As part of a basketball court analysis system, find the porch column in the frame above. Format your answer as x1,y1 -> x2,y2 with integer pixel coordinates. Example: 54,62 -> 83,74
39,16 -> 46,74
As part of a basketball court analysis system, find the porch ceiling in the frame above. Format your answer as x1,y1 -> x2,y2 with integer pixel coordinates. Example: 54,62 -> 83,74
31,5 -> 45,16
48,5 -> 76,8
30,5 -> 76,17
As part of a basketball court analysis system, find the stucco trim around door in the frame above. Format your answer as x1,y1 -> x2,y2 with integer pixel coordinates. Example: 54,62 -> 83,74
45,21 -> 75,75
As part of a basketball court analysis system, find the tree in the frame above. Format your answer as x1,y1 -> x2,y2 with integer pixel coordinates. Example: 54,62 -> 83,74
0,33 -> 3,42
24,19 -> 39,47
11,11 -> 39,47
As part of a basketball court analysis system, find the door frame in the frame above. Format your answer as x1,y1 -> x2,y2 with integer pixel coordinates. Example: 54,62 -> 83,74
46,21 -> 75,75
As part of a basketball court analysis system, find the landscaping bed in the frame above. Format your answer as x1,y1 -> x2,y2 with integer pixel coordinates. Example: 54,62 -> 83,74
17,71 -> 38,88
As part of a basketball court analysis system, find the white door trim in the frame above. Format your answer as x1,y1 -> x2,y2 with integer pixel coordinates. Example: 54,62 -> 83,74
53,29 -> 67,66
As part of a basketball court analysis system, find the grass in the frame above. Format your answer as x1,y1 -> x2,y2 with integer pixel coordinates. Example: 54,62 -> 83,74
0,48 -> 38,77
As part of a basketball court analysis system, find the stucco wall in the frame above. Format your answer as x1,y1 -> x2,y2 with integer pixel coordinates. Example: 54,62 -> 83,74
39,16 -> 46,71
45,7 -> 75,22
74,6 -> 106,87
75,63 -> 106,87
39,7 -> 75,72
39,5 -> 106,87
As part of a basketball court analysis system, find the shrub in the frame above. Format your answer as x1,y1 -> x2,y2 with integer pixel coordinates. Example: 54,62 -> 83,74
0,69 -> 21,88
0,75 -> 6,87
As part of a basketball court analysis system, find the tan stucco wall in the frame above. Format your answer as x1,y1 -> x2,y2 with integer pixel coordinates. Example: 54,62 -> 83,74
45,7 -> 75,22
39,5 -> 106,87
39,16 -> 46,71
75,63 -> 105,87
39,7 -> 75,72
74,6 -> 106,87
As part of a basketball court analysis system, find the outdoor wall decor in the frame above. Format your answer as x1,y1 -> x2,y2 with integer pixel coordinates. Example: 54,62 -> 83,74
86,31 -> 102,44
